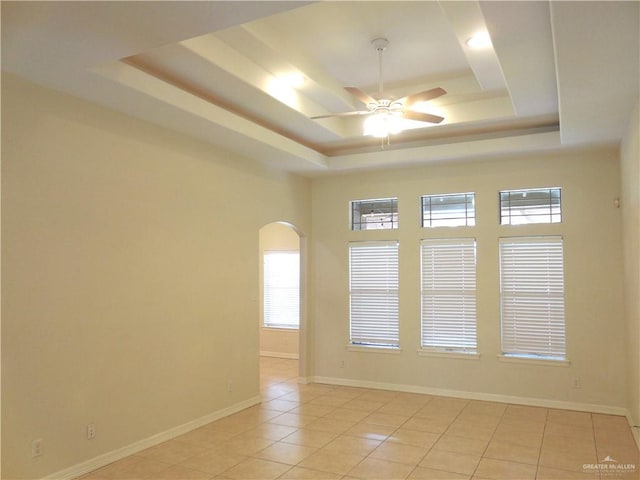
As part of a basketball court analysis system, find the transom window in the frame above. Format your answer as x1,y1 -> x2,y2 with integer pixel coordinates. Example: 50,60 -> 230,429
422,192 -> 475,227
500,187 -> 561,225
351,198 -> 398,230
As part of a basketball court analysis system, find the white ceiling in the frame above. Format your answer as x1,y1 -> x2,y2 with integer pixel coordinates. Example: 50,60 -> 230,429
2,1 -> 638,176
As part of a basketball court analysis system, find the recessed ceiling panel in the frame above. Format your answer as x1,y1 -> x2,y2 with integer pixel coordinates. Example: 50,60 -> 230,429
238,2 -> 470,88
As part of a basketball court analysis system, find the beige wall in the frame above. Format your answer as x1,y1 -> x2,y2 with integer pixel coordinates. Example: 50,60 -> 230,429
1,75 -> 311,479
621,98 -> 640,443
311,148 -> 626,411
2,72 -> 638,479
259,222 -> 300,358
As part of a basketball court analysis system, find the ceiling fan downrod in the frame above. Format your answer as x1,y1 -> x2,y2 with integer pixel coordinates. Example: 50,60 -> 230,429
372,38 -> 389,96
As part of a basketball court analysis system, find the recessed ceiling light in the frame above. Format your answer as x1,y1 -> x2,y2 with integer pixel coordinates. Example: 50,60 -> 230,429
466,31 -> 492,49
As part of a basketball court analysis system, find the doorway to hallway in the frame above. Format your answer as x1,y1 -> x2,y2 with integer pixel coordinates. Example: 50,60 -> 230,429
258,222 -> 305,387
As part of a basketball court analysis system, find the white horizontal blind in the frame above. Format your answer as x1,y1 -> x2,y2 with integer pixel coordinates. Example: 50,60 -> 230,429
349,241 -> 399,347
499,236 -> 566,359
263,251 -> 300,329
421,238 -> 477,353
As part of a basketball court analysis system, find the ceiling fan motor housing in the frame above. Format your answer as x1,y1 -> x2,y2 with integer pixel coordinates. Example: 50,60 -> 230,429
370,98 -> 404,114
372,37 -> 389,52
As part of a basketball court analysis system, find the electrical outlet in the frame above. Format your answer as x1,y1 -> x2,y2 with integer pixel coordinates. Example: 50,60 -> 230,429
340,360 -> 345,368
87,423 -> 96,440
227,380 -> 233,393
572,377 -> 582,389
32,438 -> 43,458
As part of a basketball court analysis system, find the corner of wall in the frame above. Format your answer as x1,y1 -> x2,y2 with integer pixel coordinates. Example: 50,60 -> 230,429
621,97 -> 640,433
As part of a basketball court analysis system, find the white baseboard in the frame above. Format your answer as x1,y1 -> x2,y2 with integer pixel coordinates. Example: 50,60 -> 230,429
311,376 -> 629,417
44,395 -> 261,480
260,351 -> 299,359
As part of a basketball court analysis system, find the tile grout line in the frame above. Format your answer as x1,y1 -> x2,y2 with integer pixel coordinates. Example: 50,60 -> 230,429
357,393 -> 442,480
469,401 -> 507,479
534,406 -> 550,480
589,412 -> 603,480
269,374 -> 400,479
268,384 -> 457,479
409,397 -> 470,478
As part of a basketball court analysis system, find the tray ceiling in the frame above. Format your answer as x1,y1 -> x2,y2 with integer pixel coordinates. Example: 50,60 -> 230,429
2,1 -> 638,175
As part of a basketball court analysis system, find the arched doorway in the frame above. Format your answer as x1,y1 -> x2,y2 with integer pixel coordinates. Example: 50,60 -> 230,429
258,222 -> 306,387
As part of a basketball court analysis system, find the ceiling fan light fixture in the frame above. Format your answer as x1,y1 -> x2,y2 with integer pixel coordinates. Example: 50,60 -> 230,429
364,113 -> 404,138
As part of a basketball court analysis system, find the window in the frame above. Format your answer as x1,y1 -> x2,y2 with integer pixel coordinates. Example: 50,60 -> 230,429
422,192 -> 475,227
349,241 -> 399,347
351,198 -> 398,230
421,238 -> 477,353
499,236 -> 566,360
263,251 -> 299,329
500,187 -> 561,225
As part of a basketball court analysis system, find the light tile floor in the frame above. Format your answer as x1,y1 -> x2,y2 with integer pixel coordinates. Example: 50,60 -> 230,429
81,357 -> 639,480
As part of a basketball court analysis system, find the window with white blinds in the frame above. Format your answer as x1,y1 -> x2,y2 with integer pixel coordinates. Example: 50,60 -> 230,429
263,251 -> 300,329
349,241 -> 399,347
421,238 -> 477,353
499,236 -> 566,359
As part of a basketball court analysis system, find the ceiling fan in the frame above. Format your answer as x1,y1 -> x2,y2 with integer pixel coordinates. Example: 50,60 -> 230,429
311,38 -> 446,133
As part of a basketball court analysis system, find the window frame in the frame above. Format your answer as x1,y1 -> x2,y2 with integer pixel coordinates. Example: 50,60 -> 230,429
421,192 -> 476,228
350,197 -> 399,231
499,187 -> 562,225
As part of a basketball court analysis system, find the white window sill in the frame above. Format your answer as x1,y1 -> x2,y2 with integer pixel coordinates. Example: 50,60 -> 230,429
417,349 -> 480,360
262,326 -> 299,332
347,344 -> 402,354
497,354 -> 570,367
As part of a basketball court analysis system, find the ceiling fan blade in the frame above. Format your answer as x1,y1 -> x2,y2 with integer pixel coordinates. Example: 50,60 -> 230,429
401,87 -> 447,106
311,110 -> 373,120
345,87 -> 377,105
402,110 -> 445,124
